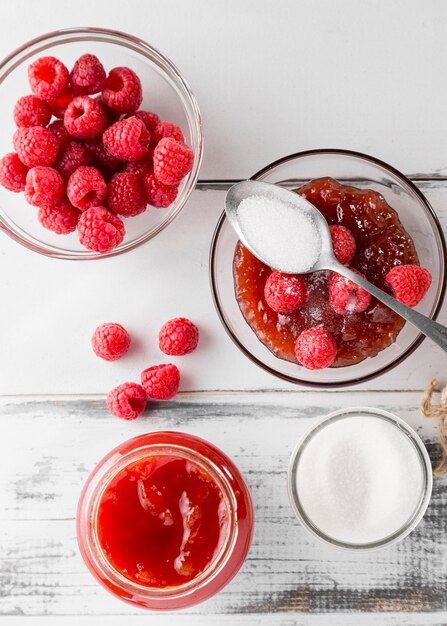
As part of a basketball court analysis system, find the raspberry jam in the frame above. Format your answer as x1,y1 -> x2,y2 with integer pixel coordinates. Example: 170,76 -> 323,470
233,177 -> 419,367
77,432 -> 253,610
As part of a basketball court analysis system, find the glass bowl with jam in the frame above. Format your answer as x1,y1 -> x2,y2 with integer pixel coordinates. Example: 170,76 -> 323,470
210,149 -> 446,387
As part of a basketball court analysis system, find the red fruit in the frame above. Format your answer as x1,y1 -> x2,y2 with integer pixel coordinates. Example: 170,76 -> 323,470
28,56 -> 69,100
151,121 -> 184,147
13,126 -> 59,167
153,137 -> 194,185
70,54 -> 106,96
24,166 -> 64,209
330,225 -> 356,265
78,206 -> 125,253
83,139 -> 123,178
48,86 -> 73,119
0,152 -> 28,192
101,66 -> 142,114
38,197 -> 80,234
328,269 -> 371,315
107,382 -> 147,420
264,271 -> 307,314
141,364 -> 180,400
64,96 -> 107,139
67,166 -> 107,210
55,140 -> 93,179
48,119 -> 71,147
13,95 -> 51,128
103,117 -> 150,161
143,173 -> 178,208
159,318 -> 199,356
106,172 -> 146,217
386,265 -> 432,307
92,322 -> 130,361
295,327 -> 337,370
132,110 -> 160,134
123,158 -> 153,178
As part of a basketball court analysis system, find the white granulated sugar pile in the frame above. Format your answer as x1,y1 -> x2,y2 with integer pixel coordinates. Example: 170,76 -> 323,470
237,195 -> 322,273
295,415 -> 424,544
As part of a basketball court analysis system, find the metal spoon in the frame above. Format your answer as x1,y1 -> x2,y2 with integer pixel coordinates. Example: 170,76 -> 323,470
225,179 -> 447,353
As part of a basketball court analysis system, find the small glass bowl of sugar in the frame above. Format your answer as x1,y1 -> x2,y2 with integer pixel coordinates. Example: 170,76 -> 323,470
288,407 -> 432,551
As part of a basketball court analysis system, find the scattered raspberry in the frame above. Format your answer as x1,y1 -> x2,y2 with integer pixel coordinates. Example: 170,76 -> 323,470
28,56 -> 69,100
386,265 -> 432,307
48,119 -> 71,147
264,271 -> 307,314
38,197 -> 80,234
13,95 -> 51,128
78,206 -> 125,252
92,322 -> 131,361
123,158 -> 153,178
106,172 -> 146,217
151,121 -> 184,147
328,269 -> 372,315
55,140 -> 93,179
101,66 -> 142,114
84,139 -> 123,178
24,166 -> 64,209
103,116 -> 150,161
13,126 -> 59,167
48,86 -> 73,118
0,152 -> 28,192
107,382 -> 147,420
295,327 -> 337,370
143,173 -> 178,208
330,225 -> 356,265
64,96 -> 107,139
70,54 -> 106,96
132,110 -> 160,134
159,318 -> 199,356
67,166 -> 107,210
153,138 -> 194,185
141,364 -> 180,400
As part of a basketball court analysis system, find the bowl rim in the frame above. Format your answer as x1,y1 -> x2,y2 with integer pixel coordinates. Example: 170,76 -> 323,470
0,26 -> 203,260
209,148 -> 447,388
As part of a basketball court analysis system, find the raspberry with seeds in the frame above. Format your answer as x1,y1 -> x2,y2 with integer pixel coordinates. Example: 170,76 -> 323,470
141,364 -> 180,400
106,172 -> 146,217
330,225 -> 356,265
103,116 -> 150,161
101,66 -> 142,114
48,86 -> 73,119
329,269 -> 371,315
386,265 -> 432,307
107,382 -> 147,420
159,318 -> 199,356
123,158 -> 153,179
25,166 -> 64,209
64,96 -> 107,139
55,140 -> 93,179
0,152 -> 28,192
264,271 -> 308,314
84,139 -> 123,178
295,327 -> 337,370
143,173 -> 178,208
67,166 -> 107,210
153,138 -> 194,185
92,322 -> 130,361
151,121 -> 184,147
48,119 -> 71,147
132,110 -> 160,134
70,54 -> 106,96
13,126 -> 59,167
28,56 -> 69,101
38,197 -> 80,234
78,206 -> 125,252
13,95 -> 51,128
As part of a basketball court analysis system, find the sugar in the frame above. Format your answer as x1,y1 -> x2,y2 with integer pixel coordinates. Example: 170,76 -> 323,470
237,194 -> 322,273
295,415 -> 424,544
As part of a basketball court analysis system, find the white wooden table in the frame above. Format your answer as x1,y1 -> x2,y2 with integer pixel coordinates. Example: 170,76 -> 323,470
2,1 -> 447,624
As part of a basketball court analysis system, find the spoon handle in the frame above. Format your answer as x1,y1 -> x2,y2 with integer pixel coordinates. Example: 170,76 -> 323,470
333,263 -> 447,353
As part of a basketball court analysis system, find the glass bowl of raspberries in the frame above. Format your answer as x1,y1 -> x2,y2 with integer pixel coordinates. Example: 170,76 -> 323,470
210,149 -> 446,387
0,27 -> 203,258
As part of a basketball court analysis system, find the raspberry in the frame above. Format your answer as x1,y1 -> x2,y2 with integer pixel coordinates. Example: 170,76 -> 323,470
264,271 -> 307,314
106,172 -> 146,217
330,225 -> 356,265
151,121 -> 184,147
107,382 -> 147,420
159,318 -> 199,356
143,173 -> 178,208
92,322 -> 130,360
48,86 -> 73,119
295,327 -> 337,370
84,139 -> 123,178
13,95 -> 51,128
0,152 -> 28,192
141,364 -> 180,400
123,158 -> 153,178
103,117 -> 150,161
13,126 -> 59,167
55,140 -> 93,179
70,54 -> 106,96
64,96 -> 107,139
67,166 -> 107,210
48,119 -> 71,147
386,265 -> 432,307
78,206 -> 125,252
28,56 -> 69,101
101,66 -> 142,114
329,269 -> 371,315
24,166 -> 64,209
153,138 -> 194,186
132,110 -> 160,134
38,197 -> 80,234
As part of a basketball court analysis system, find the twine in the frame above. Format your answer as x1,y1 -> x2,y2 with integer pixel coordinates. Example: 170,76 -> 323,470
421,379 -> 447,475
